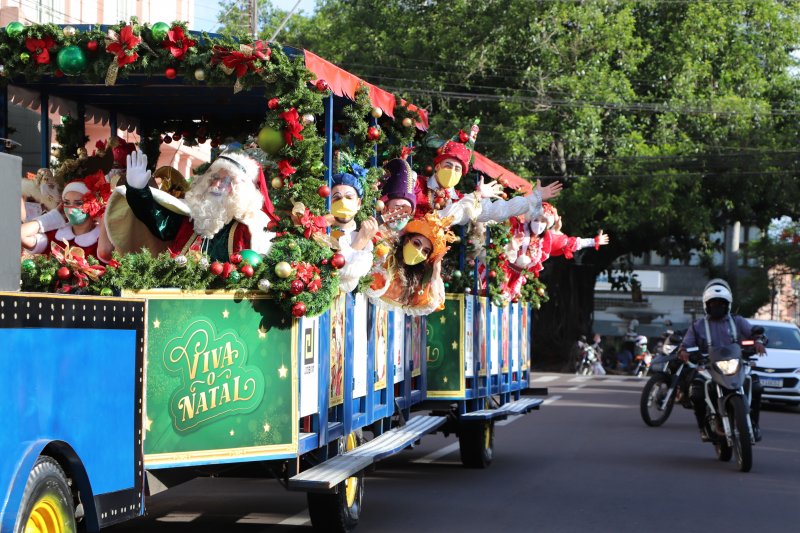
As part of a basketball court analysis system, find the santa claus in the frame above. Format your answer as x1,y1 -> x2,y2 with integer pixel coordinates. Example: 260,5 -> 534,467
121,150 -> 274,262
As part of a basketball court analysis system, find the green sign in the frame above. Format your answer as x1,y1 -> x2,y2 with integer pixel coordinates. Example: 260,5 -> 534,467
140,291 -> 297,467
426,294 -> 465,398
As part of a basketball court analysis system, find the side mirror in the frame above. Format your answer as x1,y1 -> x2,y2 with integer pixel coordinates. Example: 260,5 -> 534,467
751,326 -> 765,336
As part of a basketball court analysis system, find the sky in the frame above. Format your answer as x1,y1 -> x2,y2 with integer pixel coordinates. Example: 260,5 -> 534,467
193,0 -> 318,33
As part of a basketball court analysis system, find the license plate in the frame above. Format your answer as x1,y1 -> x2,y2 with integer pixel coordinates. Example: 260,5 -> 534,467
761,377 -> 783,388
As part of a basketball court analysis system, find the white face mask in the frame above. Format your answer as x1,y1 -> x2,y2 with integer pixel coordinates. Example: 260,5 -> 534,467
530,221 -> 547,235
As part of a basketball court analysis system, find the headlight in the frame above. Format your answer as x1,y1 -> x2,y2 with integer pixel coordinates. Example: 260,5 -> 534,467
715,359 -> 740,375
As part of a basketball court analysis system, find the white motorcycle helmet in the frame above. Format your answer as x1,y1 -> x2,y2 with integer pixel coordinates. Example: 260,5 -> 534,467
636,335 -> 648,347
702,278 -> 733,317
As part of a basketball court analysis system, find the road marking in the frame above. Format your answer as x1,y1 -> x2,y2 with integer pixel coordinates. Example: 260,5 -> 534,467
157,513 -> 201,523
277,509 -> 310,526
531,375 -> 560,383
544,400 -> 633,408
412,442 -> 460,464
568,376 -> 590,383
542,395 -> 563,405
567,383 -> 586,391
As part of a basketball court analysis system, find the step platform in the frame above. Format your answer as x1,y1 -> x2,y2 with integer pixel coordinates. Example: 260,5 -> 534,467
288,415 -> 446,492
459,397 -> 544,422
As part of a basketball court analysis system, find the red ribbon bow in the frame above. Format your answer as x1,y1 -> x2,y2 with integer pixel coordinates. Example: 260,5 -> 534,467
162,25 -> 196,60
25,36 -> 55,65
81,170 -> 112,218
279,108 -> 304,146
51,241 -> 106,289
106,25 -> 141,67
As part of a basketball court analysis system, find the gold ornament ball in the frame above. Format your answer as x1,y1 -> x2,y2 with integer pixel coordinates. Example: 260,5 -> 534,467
62,26 -> 76,37
194,68 -> 205,81
302,113 -> 315,125
370,107 -> 383,119
275,261 -> 293,278
271,177 -> 284,189
375,200 -> 385,213
402,117 -> 413,127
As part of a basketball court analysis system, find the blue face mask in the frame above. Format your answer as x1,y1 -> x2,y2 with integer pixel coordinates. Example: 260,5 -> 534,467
65,207 -> 89,225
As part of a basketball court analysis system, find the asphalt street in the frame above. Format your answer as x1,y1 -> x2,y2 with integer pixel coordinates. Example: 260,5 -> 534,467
109,373 -> 800,532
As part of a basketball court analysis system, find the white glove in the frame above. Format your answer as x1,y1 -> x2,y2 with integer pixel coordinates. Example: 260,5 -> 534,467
34,207 -> 68,233
126,150 -> 151,189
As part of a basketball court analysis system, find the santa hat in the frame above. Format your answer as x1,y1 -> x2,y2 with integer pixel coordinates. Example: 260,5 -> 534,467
381,158 -> 417,209
403,212 -> 457,261
62,180 -> 90,198
205,151 -> 278,223
542,202 -> 558,228
433,140 -> 472,173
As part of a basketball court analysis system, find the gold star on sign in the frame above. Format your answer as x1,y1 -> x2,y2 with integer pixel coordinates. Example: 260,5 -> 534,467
278,364 -> 288,378
440,315 -> 446,324
222,309 -> 229,318
258,329 -> 266,339
144,416 -> 153,432
153,319 -> 160,328
229,429 -> 235,436
452,341 -> 458,350
443,376 -> 448,383
263,423 -> 271,432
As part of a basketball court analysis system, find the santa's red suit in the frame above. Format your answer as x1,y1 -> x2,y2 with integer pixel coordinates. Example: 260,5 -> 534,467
30,225 -> 100,259
547,231 -> 600,259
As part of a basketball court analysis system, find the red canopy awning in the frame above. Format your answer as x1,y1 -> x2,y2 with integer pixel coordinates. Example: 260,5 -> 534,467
303,50 -> 429,130
472,152 -> 533,194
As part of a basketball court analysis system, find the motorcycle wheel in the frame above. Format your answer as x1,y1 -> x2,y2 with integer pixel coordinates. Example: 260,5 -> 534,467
728,395 -> 753,473
640,373 -> 675,427
714,418 -> 733,462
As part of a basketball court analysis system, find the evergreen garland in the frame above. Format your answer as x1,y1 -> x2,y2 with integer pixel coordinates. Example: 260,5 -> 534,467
53,115 -> 89,163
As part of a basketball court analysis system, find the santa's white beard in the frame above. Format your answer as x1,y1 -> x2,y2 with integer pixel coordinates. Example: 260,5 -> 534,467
185,179 -> 262,239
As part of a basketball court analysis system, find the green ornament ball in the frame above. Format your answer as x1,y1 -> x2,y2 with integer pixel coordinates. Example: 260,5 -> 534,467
39,273 -> 52,285
56,46 -> 87,76
453,270 -> 462,279
500,237 -> 509,244
21,259 -> 36,272
257,126 -> 285,156
239,249 -> 262,267
100,288 -> 113,296
20,52 -> 30,63
151,21 -> 170,42
5,22 -> 24,38
228,271 -> 242,283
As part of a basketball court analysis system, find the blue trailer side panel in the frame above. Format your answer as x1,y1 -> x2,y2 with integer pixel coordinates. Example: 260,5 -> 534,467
0,293 -> 145,531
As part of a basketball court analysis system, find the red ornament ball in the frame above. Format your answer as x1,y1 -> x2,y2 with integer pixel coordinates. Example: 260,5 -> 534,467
367,126 -> 381,141
459,130 -> 470,143
222,263 -> 236,279
267,221 -> 279,231
321,259 -> 328,266
57,267 -> 71,280
424,165 -> 433,175
172,132 -> 182,141
162,135 -> 172,144
210,261 -> 224,276
512,297 -> 519,304
230,253 -> 243,265
197,136 -> 207,144
290,279 -> 305,295
498,253 -> 506,261
315,79 -> 329,92
165,67 -> 177,79
241,264 -> 254,278
489,270 -> 497,279
330,253 -> 346,269
291,301 -> 307,317
268,97 -> 280,110
86,40 -> 98,52
317,185 -> 331,198
54,69 -> 64,78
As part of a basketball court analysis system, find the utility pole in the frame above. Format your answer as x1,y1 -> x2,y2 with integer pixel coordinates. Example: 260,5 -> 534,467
249,0 -> 258,39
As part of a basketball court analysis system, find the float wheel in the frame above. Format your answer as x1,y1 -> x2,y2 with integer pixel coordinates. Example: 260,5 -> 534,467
459,420 -> 494,468
307,432 -> 364,532
16,456 -> 76,533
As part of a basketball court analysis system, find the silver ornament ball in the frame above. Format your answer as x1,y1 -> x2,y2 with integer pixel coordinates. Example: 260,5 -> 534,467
258,278 -> 271,292
63,26 -> 76,37
194,68 -> 206,81
174,255 -> 188,267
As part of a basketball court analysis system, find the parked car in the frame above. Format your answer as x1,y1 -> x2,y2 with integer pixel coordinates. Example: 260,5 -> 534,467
748,319 -> 800,406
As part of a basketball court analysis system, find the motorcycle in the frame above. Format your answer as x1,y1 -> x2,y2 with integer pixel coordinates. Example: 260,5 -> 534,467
575,343 -> 599,376
630,350 -> 652,377
639,333 -> 695,427
686,326 -> 765,473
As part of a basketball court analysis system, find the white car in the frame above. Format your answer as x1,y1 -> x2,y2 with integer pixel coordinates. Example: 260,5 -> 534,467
748,319 -> 800,406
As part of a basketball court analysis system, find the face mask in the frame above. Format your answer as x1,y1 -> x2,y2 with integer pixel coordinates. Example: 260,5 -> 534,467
402,242 -> 428,266
65,207 -> 88,225
387,217 -> 410,232
435,168 -> 461,189
331,198 -> 360,220
530,221 -> 547,235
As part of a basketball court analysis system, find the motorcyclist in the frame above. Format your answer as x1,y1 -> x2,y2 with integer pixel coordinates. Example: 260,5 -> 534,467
678,279 -> 766,441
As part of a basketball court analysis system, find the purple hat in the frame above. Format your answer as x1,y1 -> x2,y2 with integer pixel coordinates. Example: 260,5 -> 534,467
381,158 -> 417,209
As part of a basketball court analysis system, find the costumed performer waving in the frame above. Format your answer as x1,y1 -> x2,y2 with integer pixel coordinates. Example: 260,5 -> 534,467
542,202 -> 609,259
120,150 -> 275,262
366,212 -> 457,316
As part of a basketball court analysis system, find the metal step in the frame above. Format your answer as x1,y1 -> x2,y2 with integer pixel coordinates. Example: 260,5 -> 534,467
460,397 -> 544,421
288,415 -> 446,492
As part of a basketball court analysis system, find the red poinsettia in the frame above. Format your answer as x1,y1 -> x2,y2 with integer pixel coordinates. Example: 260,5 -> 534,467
81,170 -> 112,218
162,25 -> 196,60
278,159 -> 296,177
296,208 -> 328,239
25,35 -> 55,65
400,145 -> 415,160
279,108 -> 304,146
106,25 -> 141,67
294,262 -> 322,293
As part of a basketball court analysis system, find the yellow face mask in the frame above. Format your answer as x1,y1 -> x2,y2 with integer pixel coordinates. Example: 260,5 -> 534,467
435,167 -> 461,189
331,198 -> 360,220
402,242 -> 428,266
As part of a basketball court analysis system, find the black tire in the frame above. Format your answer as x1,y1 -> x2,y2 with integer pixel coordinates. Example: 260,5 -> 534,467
459,421 -> 494,469
640,373 -> 675,427
728,395 -> 753,473
307,432 -> 363,533
15,456 -> 76,533
713,417 -> 733,462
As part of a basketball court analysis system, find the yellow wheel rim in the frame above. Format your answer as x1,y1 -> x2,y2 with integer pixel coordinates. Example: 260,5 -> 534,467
25,496 -> 65,533
483,424 -> 491,450
344,433 -> 359,508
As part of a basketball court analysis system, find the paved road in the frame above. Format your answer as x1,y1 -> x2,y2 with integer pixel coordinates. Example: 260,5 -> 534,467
109,373 -> 800,532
